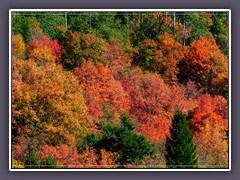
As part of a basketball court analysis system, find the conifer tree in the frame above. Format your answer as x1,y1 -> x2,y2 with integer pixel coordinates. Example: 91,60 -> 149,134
165,110 -> 198,168
24,147 -> 40,169
41,154 -> 58,168
84,113 -> 156,166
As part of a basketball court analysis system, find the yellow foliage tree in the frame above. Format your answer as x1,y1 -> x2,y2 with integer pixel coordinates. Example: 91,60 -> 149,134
12,57 -> 93,148
12,34 -> 26,59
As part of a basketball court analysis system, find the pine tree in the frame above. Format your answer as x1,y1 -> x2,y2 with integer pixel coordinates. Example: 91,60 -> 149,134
165,110 -> 198,168
24,147 -> 40,168
84,113 -> 156,166
41,154 -> 58,168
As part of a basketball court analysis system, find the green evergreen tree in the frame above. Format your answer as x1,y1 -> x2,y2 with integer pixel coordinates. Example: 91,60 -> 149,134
41,154 -> 58,168
12,13 -> 43,43
210,12 -> 229,56
24,147 -> 40,168
165,110 -> 198,168
37,12 -> 66,40
83,113 -> 156,166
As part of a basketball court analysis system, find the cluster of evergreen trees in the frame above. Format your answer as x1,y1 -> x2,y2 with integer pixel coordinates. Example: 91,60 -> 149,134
23,111 -> 199,168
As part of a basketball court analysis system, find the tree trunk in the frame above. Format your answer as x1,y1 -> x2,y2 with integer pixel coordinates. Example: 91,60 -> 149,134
65,12 -> 67,28
183,21 -> 187,46
173,12 -> 176,37
158,13 -> 162,34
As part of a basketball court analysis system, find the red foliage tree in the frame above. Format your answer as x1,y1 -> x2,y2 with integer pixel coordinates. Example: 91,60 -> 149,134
190,94 -> 228,167
27,35 -> 62,64
122,70 -> 172,142
105,38 -> 132,81
39,144 -> 119,168
190,94 -> 228,132
74,61 -> 130,123
39,144 -> 84,168
169,85 -> 197,114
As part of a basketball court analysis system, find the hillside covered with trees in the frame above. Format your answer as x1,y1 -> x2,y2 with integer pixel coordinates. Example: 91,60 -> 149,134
11,11 -> 229,169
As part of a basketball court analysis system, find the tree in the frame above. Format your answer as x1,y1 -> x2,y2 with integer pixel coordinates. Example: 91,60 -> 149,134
133,38 -> 158,72
175,12 -> 213,45
67,12 -> 93,33
74,61 -> 130,123
61,31 -> 107,70
39,144 -> 83,168
97,149 -> 120,168
186,12 -> 214,44
24,147 -> 40,168
129,12 -> 172,46
210,73 -> 228,99
85,113 -> 156,166
12,155 -> 24,168
36,12 -> 66,40
133,33 -> 185,84
189,94 -> 228,167
41,154 -> 58,168
154,33 -> 185,84
210,12 -> 229,56
178,37 -> 228,97
92,12 -> 129,43
12,58 -> 93,147
165,110 -> 198,168
39,144 -> 119,168
122,70 -> 173,142
105,38 -> 132,81
12,13 -> 44,43
190,94 -> 228,133
191,111 -> 228,167
12,34 -> 26,59
27,35 -> 62,64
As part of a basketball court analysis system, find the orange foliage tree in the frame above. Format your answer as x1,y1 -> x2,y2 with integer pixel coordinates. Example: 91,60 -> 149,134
133,33 -> 185,85
189,94 -> 228,167
178,37 -> 228,98
153,33 -> 185,84
74,61 -> 130,124
39,144 -> 119,168
27,35 -> 62,64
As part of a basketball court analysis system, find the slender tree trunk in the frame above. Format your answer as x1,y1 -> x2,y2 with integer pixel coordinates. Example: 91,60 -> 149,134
65,12 -> 67,28
127,13 -> 130,37
139,12 -> 141,24
183,21 -> 187,46
173,12 -> 176,37
89,13 -> 91,27
158,13 -> 162,34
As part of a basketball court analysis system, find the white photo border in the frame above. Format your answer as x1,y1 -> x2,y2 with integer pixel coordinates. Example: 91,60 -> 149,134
9,9 -> 231,171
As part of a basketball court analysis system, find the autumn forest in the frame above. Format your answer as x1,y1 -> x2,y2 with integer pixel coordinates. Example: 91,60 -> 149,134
11,11 -> 229,169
